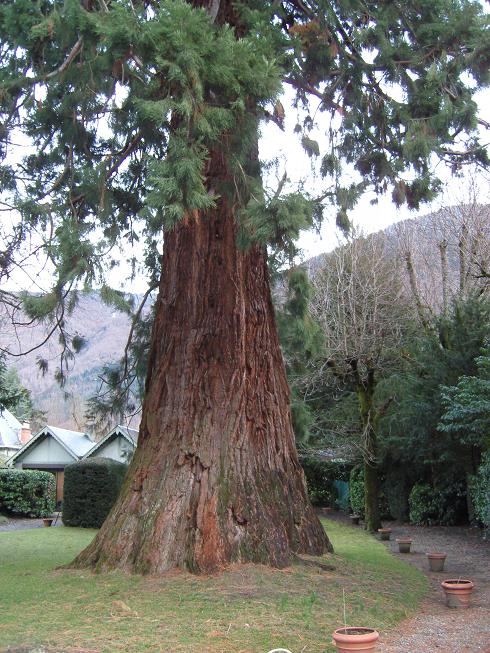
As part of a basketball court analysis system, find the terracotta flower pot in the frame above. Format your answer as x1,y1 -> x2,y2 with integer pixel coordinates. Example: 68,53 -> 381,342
427,552 -> 446,572
396,538 -> 412,553
377,528 -> 391,541
42,518 -> 53,527
332,627 -> 379,652
350,515 -> 360,525
441,579 -> 474,608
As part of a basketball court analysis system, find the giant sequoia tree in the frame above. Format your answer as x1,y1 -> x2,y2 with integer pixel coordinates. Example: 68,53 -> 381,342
0,0 -> 488,573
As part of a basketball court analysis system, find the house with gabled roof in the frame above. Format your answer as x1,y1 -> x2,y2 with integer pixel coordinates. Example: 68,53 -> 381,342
0,407 -> 31,461
8,425 -> 94,504
7,423 -> 138,504
83,425 -> 138,464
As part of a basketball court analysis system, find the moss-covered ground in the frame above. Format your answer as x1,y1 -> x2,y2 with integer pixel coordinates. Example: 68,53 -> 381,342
0,518 -> 426,652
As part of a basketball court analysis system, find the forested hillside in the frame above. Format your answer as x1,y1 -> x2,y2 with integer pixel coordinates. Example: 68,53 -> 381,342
1,292 -> 144,432
2,204 -> 488,434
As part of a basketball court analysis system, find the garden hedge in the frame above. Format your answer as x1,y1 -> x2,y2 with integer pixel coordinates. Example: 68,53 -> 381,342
62,457 -> 127,528
349,465 -> 391,519
349,466 -> 365,517
469,451 -> 490,533
408,480 -> 466,526
300,455 -> 351,507
0,468 -> 55,517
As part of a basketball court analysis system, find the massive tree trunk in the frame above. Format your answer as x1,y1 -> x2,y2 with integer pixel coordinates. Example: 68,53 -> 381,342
72,146 -> 331,574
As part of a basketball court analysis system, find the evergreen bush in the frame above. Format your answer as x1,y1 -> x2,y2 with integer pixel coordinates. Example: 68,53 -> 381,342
349,466 -> 365,517
0,469 -> 55,517
409,480 -> 466,525
408,483 -> 438,525
62,458 -> 127,528
349,465 -> 391,518
301,456 -> 350,507
469,452 -> 490,532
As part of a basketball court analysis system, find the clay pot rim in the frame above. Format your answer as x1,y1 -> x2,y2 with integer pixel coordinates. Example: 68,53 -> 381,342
396,537 -> 412,543
377,528 -> 391,532
441,579 -> 474,589
333,627 -> 380,643
427,552 -> 446,559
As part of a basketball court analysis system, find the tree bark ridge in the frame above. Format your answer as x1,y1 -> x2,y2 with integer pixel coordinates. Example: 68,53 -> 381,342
72,152 -> 331,574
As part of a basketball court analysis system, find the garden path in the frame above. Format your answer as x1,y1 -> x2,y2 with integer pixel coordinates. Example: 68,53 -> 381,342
329,511 -> 490,653
0,515 -> 62,531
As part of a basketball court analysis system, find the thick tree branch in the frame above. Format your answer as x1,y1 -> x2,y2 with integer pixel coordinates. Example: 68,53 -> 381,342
44,38 -> 83,80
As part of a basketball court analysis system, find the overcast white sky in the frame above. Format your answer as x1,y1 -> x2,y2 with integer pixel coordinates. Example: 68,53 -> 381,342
259,84 -> 490,264
2,49 -> 489,295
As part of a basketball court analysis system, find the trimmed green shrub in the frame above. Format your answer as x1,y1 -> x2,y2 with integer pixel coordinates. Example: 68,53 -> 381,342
300,455 -> 351,507
469,451 -> 490,532
349,465 -> 391,518
349,466 -> 365,517
408,483 -> 437,524
0,468 -> 55,517
62,457 -> 127,528
409,480 -> 466,525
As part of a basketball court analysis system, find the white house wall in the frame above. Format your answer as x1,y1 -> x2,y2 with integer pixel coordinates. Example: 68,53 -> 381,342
89,436 -> 132,464
15,435 -> 76,467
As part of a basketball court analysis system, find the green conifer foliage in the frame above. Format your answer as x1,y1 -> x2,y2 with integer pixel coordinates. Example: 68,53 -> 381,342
1,0 -> 489,572
0,355 -> 34,421
383,295 -> 490,469
0,0 -> 487,306
381,295 -> 490,522
277,267 -> 324,445
439,341 -> 490,450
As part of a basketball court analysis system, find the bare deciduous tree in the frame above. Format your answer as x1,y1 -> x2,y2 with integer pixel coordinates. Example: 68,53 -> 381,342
393,180 -> 490,326
311,231 -> 413,531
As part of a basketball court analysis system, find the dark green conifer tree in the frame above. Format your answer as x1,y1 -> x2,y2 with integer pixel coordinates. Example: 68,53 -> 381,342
382,294 -> 490,521
439,341 -> 490,452
276,267 -> 324,446
0,355 -> 34,421
0,0 -> 488,572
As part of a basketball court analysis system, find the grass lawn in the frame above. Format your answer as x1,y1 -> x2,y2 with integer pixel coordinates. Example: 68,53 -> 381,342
0,519 -> 426,653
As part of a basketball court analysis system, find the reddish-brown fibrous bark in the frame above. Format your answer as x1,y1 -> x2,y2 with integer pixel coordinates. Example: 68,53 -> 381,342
71,0 -> 331,574
72,145 -> 332,574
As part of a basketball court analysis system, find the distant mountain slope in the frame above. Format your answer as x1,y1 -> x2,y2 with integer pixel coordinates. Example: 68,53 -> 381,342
1,292 -> 144,432
304,204 -> 489,314
2,204 -> 488,432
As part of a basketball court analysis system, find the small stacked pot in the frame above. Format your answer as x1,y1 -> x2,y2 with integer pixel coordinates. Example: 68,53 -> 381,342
396,537 -> 412,553
377,528 -> 391,541
427,552 -> 446,572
